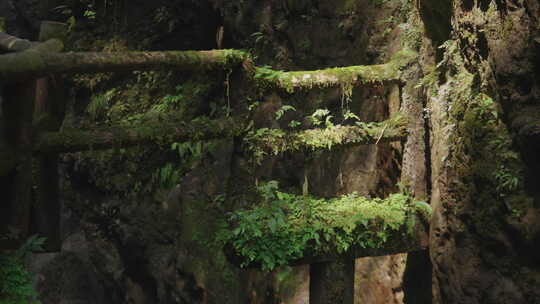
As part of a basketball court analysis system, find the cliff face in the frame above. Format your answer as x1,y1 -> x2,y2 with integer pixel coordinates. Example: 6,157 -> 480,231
419,0 -> 540,302
2,0 -> 540,303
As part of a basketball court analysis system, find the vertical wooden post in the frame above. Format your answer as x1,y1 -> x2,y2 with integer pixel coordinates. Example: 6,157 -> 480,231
2,79 -> 37,245
31,21 -> 67,252
343,259 -> 355,304
309,260 -> 355,304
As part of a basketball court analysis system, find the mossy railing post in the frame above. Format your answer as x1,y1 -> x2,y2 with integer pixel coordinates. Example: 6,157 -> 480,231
0,22 -> 66,249
2,75 -> 37,248
309,261 -> 354,304
32,21 -> 68,252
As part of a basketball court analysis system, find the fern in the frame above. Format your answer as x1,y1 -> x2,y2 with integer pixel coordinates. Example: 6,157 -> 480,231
0,235 -> 45,303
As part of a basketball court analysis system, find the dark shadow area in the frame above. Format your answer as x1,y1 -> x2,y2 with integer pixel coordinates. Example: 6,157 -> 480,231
403,250 -> 432,304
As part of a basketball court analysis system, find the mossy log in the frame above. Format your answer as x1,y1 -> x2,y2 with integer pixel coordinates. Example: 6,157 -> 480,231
0,49 -> 250,83
0,32 -> 34,52
0,21 -> 67,53
223,190 -> 431,270
246,115 -> 408,158
226,218 -> 429,268
33,117 -> 245,153
255,49 -> 417,91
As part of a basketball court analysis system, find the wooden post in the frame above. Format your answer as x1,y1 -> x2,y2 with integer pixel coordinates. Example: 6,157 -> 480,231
2,79 -> 37,246
309,261 -> 354,304
31,21 -> 67,252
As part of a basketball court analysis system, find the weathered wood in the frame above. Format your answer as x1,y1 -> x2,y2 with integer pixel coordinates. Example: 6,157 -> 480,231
5,80 -> 37,243
246,115 -> 408,158
226,219 -> 429,268
256,49 -> 417,91
31,23 -> 67,252
33,117 -> 245,153
0,89 -> 16,176
0,49 -> 250,83
309,261 -> 354,304
0,32 -> 34,52
38,21 -> 68,42
33,115 -> 407,154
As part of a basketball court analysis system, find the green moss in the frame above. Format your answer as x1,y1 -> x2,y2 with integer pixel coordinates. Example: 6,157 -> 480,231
220,182 -> 428,270
253,49 -> 417,92
435,40 -> 530,236
245,115 -> 407,163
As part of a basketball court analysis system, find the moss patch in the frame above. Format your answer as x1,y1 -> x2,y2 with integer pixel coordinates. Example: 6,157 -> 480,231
220,182 -> 429,271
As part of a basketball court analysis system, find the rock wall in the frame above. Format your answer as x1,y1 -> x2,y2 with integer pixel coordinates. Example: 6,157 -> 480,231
418,0 -> 540,302
0,0 -> 438,303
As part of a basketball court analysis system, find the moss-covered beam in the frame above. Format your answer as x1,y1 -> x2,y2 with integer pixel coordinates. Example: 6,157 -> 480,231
34,116 -> 244,153
0,49 -> 250,83
223,190 -> 430,270
255,49 -> 417,91
0,32 -> 34,52
227,221 -> 428,268
0,21 -> 67,53
246,115 -> 407,159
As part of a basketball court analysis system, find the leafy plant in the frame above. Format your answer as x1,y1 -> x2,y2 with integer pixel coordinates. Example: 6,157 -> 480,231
219,182 -> 427,271
275,105 -> 296,120
310,109 -> 333,127
254,66 -> 284,82
87,88 -> 117,120
0,235 -> 46,303
251,31 -> 268,45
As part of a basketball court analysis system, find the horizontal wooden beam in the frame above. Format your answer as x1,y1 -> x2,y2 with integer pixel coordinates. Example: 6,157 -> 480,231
33,114 -> 407,154
222,190 -> 431,270
225,218 -> 429,268
245,115 -> 408,160
0,21 -> 67,53
255,49 -> 417,91
0,32 -> 34,52
0,49 -> 250,83
33,116 -> 245,153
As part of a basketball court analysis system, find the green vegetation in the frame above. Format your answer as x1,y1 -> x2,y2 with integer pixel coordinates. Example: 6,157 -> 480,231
431,39 -> 531,238
0,235 -> 45,304
244,115 -> 407,164
219,182 -> 428,271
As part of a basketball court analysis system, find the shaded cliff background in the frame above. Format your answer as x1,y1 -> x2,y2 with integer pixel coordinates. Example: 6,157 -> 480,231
1,0 -> 539,303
